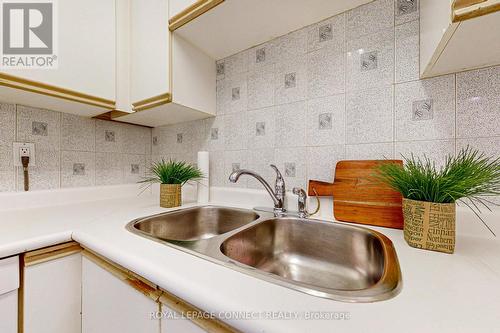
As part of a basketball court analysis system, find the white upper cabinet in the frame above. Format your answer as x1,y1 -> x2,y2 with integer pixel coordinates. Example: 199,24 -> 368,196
112,0 -> 216,127
0,0 -> 116,116
420,0 -> 500,78
169,0 -> 373,59
130,0 -> 170,103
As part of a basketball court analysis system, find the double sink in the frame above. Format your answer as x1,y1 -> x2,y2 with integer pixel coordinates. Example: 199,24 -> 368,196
126,206 -> 402,302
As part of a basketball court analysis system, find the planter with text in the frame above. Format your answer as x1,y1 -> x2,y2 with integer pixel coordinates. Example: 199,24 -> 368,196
377,147 -> 499,254
160,184 -> 182,208
402,198 -> 456,253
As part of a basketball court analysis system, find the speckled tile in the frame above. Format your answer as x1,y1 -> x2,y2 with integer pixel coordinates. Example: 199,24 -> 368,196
224,113 -> 248,151
306,145 -> 344,182
61,151 -> 95,188
0,145 -> 15,192
0,103 -> 15,147
395,140 -> 456,169
457,66 -> 500,138
346,85 -> 393,144
395,74 -> 455,141
275,101 -> 306,147
346,142 -> 394,160
208,150 -> 225,186
395,0 -> 419,25
307,46 -> 345,98
17,149 -> 60,191
151,126 -> 170,156
275,147 -> 307,189
223,150 -> 248,187
217,51 -> 248,80
205,116 -> 225,152
95,120 -> 123,153
95,152 -> 123,186
0,170 -> 15,192
216,60 -> 225,81
16,105 -> 61,151
246,148 -> 275,189
346,0 -> 394,40
123,124 -> 151,155
457,137 -> 500,157
247,107 -> 275,149
247,41 -> 276,70
307,13 -> 345,52
247,65 -> 275,110
122,154 -> 146,184
272,29 -> 307,62
189,119 -> 209,153
145,155 -> 152,177
274,55 -> 307,105
395,19 -> 419,83
217,73 -> 247,114
306,95 -> 345,146
346,27 -> 394,92
160,122 -> 194,155
61,113 -> 95,152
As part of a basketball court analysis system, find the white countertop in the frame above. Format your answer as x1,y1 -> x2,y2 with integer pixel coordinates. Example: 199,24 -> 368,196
1,185 -> 499,333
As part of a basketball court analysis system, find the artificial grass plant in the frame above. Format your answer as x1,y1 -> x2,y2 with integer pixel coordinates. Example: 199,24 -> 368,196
141,159 -> 204,186
376,147 -> 500,215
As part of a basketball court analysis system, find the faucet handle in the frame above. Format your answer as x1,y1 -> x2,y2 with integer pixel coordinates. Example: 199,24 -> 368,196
292,187 -> 321,218
270,164 -> 283,180
270,164 -> 285,192
292,187 -> 306,197
292,187 -> 307,218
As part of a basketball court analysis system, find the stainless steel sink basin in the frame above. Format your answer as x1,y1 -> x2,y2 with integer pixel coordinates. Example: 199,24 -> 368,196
127,206 -> 402,302
130,206 -> 259,241
221,217 -> 400,301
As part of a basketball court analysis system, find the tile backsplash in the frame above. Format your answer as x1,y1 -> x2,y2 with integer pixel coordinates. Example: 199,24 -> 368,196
1,0 -> 498,194
0,104 -> 151,192
152,0 -> 499,191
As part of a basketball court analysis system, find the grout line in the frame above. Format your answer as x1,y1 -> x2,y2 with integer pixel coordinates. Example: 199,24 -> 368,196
343,12 -> 348,162
392,8 -> 397,160
14,104 -> 18,192
58,112 -> 62,189
454,73 -> 458,155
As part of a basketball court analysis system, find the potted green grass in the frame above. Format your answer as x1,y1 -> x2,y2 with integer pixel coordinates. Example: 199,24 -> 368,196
141,159 -> 204,208
376,147 -> 500,254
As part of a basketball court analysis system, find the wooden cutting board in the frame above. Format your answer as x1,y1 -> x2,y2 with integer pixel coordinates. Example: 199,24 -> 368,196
308,160 -> 404,229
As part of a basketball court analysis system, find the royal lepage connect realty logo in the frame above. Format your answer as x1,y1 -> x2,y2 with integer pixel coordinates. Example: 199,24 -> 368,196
1,0 -> 58,69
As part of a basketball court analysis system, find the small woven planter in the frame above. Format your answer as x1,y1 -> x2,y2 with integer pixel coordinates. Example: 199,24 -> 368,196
160,184 -> 182,208
402,198 -> 456,254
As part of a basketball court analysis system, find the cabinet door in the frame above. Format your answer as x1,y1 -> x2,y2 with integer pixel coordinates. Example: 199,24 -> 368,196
1,0 -> 116,100
130,0 -> 170,103
0,290 -> 17,333
161,305 -> 207,333
82,256 -> 160,333
23,253 -> 82,333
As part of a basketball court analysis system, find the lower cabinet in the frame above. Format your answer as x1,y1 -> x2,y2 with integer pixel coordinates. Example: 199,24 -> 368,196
22,243 -> 82,333
81,254 -> 160,333
0,255 -> 19,333
20,243 -> 232,333
161,305 -> 208,333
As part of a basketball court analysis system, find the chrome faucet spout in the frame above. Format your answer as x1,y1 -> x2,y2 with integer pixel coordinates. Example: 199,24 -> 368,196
229,166 -> 286,215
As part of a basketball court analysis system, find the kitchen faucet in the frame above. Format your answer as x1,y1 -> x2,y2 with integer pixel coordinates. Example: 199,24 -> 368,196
229,164 -> 286,216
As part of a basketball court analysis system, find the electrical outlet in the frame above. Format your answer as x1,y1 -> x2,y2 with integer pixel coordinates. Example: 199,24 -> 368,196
13,142 -> 36,167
